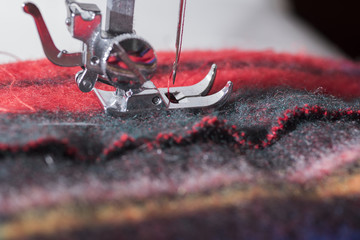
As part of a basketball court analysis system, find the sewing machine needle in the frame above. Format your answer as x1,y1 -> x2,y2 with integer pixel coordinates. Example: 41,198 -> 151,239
172,0 -> 187,85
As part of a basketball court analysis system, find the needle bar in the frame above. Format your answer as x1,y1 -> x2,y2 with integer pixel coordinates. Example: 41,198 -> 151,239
106,0 -> 135,34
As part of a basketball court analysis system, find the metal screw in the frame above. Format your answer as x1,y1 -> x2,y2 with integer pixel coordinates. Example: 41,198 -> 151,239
82,80 -> 93,89
152,96 -> 162,105
65,18 -> 71,26
90,56 -> 100,65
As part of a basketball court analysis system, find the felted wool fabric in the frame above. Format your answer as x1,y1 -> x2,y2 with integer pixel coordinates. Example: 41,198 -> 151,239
1,50 -> 360,239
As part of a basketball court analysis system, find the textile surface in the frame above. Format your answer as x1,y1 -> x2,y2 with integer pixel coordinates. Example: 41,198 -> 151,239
0,50 -> 360,239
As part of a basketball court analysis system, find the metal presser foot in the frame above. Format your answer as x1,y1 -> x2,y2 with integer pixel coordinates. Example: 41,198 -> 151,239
94,64 -> 233,116
24,0 -> 233,116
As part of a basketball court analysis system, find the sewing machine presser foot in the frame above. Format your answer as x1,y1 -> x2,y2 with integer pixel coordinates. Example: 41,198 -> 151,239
94,64 -> 233,116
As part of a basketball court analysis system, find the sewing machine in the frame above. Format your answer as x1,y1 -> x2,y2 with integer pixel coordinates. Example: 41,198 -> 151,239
23,0 -> 232,116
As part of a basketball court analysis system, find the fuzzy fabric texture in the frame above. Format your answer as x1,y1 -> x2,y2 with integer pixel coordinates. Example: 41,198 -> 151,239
1,50 -> 360,239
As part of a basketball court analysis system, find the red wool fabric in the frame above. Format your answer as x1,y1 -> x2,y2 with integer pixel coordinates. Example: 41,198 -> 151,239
0,50 -> 358,113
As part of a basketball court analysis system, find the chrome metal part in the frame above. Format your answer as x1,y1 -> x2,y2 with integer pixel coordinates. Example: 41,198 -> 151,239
24,1 -> 156,92
24,1 -> 233,115
106,0 -> 135,34
76,69 -> 98,93
102,34 -> 157,89
94,64 -> 233,116
23,2 -> 83,67
172,0 -> 187,84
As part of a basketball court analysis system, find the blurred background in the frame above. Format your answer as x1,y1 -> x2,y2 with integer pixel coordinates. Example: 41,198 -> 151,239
0,0 -> 358,63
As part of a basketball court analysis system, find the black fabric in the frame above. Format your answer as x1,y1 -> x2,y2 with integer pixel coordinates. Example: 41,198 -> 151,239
1,88 -> 360,208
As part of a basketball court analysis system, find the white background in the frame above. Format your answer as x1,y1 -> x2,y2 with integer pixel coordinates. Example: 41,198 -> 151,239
0,0 -> 344,63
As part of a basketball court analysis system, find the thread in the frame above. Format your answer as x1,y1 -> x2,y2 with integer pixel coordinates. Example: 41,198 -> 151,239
0,51 -> 21,62
0,66 -> 35,112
